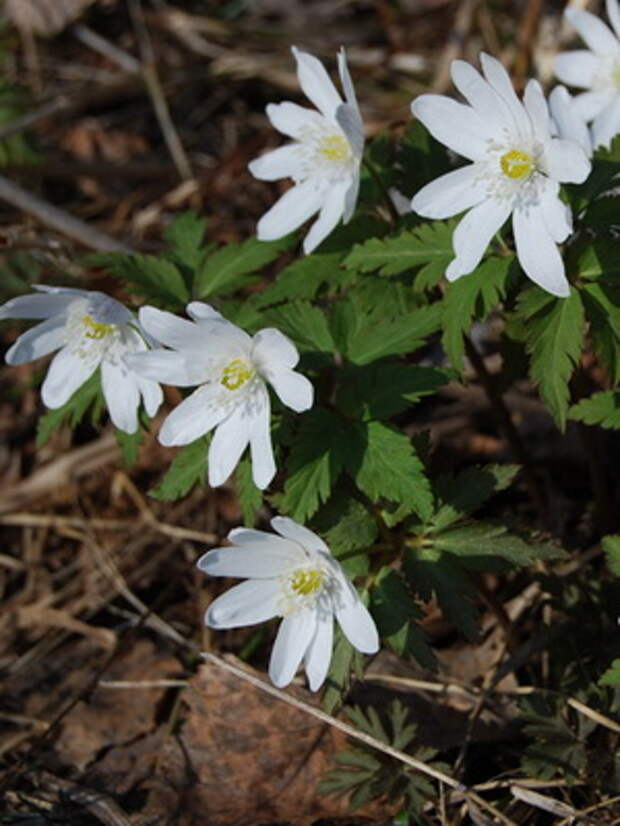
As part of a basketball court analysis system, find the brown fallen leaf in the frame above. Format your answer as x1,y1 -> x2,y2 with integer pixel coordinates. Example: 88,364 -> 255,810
5,0 -> 97,36
140,659 -> 388,826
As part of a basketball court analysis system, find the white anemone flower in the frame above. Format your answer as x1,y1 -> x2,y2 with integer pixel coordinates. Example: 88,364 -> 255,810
249,46 -> 364,254
555,0 -> 620,150
0,286 -> 162,433
548,85 -> 593,159
410,53 -> 591,298
198,516 -> 379,690
125,302 -> 313,490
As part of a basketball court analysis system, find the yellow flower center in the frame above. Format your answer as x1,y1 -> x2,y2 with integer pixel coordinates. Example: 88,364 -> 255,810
613,65 -> 620,88
319,135 -> 351,162
500,149 -> 534,180
220,359 -> 254,391
82,314 -> 115,340
290,569 -> 325,596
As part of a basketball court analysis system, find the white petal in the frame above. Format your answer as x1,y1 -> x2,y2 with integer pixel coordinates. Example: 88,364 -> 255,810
565,8 -> 618,54
252,327 -> 300,370
185,302 -> 224,322
41,348 -> 99,408
101,360 -> 140,434
271,516 -> 330,554
335,583 -> 379,654
207,404 -> 251,487
249,388 -> 275,489
197,544 -> 290,579
159,384 -> 227,446
265,101 -> 324,140
411,94 -> 495,161
269,610 -> 317,687
138,306 -> 205,351
573,88 -> 616,121
513,205 -> 570,297
267,367 -> 313,412
0,292 -> 74,320
342,171 -> 360,223
338,47 -> 359,112
228,527 -> 305,560
479,53 -> 531,139
523,80 -> 551,144
335,104 -> 364,158
411,164 -> 488,219
554,51 -> 600,89
607,0 -> 620,40
303,179 -> 349,253
125,350 -> 201,387
304,614 -> 333,691
248,144 -> 305,182
549,86 -> 592,156
545,137 -> 591,183
446,198 -> 512,280
256,179 -> 326,241
591,95 -> 620,148
537,178 -> 572,242
450,59 -> 513,133
206,579 -> 280,629
138,376 -> 163,417
292,46 -> 343,120
5,315 -> 65,364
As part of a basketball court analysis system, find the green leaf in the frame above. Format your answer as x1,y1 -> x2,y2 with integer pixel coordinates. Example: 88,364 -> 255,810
569,391 -> 620,429
149,438 -> 207,500
518,287 -> 585,430
234,456 -> 263,527
348,422 -> 433,522
581,282 -> 620,383
194,235 -> 293,300
370,567 -> 435,668
582,195 -> 620,229
265,300 -> 335,353
602,535 -> 620,576
431,464 -> 520,532
322,627 -> 361,714
599,659 -> 620,686
433,522 -> 561,566
92,253 -> 189,308
441,256 -> 515,370
36,370 -> 104,447
344,303 -> 442,366
398,120 -> 453,194
281,409 -> 349,522
115,427 -> 144,469
164,211 -> 208,271
313,495 -> 376,577
344,219 -> 455,281
336,363 -> 450,421
569,237 -> 620,282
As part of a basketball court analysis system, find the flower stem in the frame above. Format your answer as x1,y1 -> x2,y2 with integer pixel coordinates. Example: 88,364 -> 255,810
362,157 -> 400,226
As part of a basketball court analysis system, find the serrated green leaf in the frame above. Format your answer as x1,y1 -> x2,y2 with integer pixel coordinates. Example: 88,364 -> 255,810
281,409 -> 349,522
345,303 -> 442,366
370,567 -> 435,667
92,253 -> 189,307
441,256 -> 515,370
599,659 -> 620,686
569,237 -> 620,282
322,626 -> 360,714
581,282 -> 620,383
344,219 -> 455,279
431,464 -> 520,532
398,120 -> 453,194
518,287 -> 585,430
194,235 -> 293,300
234,456 -> 263,526
433,522 -> 551,566
336,363 -> 450,421
265,300 -> 335,353
348,421 -> 433,522
602,535 -> 620,576
569,391 -> 620,429
115,427 -> 144,469
313,495 -> 376,577
36,370 -> 104,446
164,211 -> 208,271
149,438 -> 207,500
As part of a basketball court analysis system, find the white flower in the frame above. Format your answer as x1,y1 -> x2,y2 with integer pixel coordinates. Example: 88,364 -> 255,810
198,516 -> 379,690
555,0 -> 620,150
0,286 -> 162,433
549,85 -> 593,158
249,46 -> 364,254
410,53 -> 591,298
125,302 -> 313,489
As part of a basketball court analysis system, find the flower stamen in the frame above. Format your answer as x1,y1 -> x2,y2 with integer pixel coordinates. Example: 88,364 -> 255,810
220,359 -> 254,391
82,315 -> 115,340
290,568 -> 325,596
319,135 -> 351,162
500,149 -> 534,180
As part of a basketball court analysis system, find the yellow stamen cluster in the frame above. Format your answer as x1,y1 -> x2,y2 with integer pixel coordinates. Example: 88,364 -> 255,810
319,135 -> 351,162
220,359 -> 254,391
290,569 -> 325,596
82,314 -> 115,340
500,149 -> 534,180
